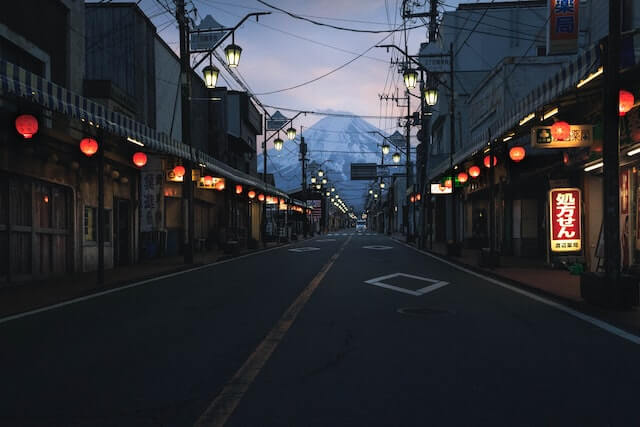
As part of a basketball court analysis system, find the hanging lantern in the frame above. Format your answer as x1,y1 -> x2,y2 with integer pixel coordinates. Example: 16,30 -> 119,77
382,143 -> 390,155
225,43 -> 242,67
202,65 -> 219,89
509,146 -> 526,162
235,184 -> 243,194
444,178 -> 453,188
410,195 -> 415,203
322,178 -> 327,185
403,68 -> 418,90
286,127 -> 296,140
15,114 -> 39,139
424,86 -> 438,106
274,137 -> 284,151
215,180 -> 225,191
132,152 -> 147,168
79,137 -> 99,157
311,176 -> 316,184
619,90 -> 635,116
483,155 -> 498,168
315,184 -> 321,190
416,193 -> 421,201
258,193 -> 265,201
469,165 -> 481,178
203,175 -> 214,186
551,121 -> 571,141
248,190 -> 256,199
380,182 -> 385,188
392,152 -> 401,163
318,169 -> 324,177
173,165 -> 186,178
457,171 -> 469,183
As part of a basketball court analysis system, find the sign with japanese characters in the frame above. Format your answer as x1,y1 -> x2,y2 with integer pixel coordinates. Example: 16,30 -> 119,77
140,160 -> 165,232
549,188 -> 582,252
548,0 -> 579,55
531,124 -> 593,148
431,183 -> 452,194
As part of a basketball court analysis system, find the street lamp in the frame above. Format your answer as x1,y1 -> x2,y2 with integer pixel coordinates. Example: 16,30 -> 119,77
225,33 -> 242,67
369,189 -> 373,194
403,68 -> 418,90
424,85 -> 438,106
382,143 -> 390,155
315,184 -> 321,190
274,136 -> 283,151
286,127 -> 296,140
318,169 -> 324,177
202,63 -> 219,89
380,182 -> 385,189
311,176 -> 316,184
392,152 -> 401,163
322,178 -> 327,185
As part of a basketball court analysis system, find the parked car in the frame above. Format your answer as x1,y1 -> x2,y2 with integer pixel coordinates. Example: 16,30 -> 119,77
356,220 -> 366,232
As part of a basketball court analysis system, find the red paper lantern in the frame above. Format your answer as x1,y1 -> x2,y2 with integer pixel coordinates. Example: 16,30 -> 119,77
410,195 -> 415,203
416,193 -> 421,201
173,165 -> 185,178
132,152 -> 147,167
509,146 -> 526,162
15,114 -> 38,139
619,90 -> 635,116
551,121 -> 570,141
248,190 -> 256,199
235,184 -> 243,194
444,178 -> 453,188
469,166 -> 481,178
203,175 -> 213,186
258,193 -> 265,202
483,155 -> 498,168
457,172 -> 469,183
79,137 -> 99,157
215,180 -> 225,191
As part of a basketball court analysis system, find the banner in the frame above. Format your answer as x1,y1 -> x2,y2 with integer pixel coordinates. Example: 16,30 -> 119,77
548,0 -> 579,55
549,188 -> 581,252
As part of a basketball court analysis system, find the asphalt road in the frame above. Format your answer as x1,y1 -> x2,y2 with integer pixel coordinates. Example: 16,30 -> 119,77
2,231 -> 640,426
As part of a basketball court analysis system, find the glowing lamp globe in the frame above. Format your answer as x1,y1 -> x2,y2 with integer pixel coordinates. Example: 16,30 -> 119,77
392,152 -> 401,163
132,152 -> 147,168
318,169 -> 324,177
235,184 -> 243,194
416,193 -> 421,201
15,114 -> 38,139
215,180 -> 225,191
203,175 -> 214,186
286,127 -> 296,141
509,146 -> 526,162
457,171 -> 469,183
258,193 -> 265,202
619,90 -> 634,116
274,137 -> 284,151
469,166 -> 481,178
410,195 -> 415,203
311,177 -> 316,184
79,138 -> 99,157
225,43 -> 242,67
444,179 -> 452,188
551,121 -> 570,141
202,65 -> 219,89
424,86 -> 438,106
248,190 -> 256,199
173,165 -> 186,178
382,143 -> 390,155
403,68 -> 418,90
483,155 -> 497,168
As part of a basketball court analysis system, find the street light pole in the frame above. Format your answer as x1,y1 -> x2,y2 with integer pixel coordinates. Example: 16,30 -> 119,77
177,0 -> 194,264
448,42 -> 457,253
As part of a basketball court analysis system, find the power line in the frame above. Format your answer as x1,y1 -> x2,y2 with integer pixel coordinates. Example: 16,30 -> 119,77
262,105 -> 406,119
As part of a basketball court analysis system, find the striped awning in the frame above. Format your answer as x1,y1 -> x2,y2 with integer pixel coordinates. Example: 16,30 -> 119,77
0,59 -> 288,199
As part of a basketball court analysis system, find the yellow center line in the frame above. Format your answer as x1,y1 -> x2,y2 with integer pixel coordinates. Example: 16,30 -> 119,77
194,235 -> 353,427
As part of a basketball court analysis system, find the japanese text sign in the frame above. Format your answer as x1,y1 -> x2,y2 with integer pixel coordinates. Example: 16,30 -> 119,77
549,188 -> 582,252
531,124 -> 593,149
548,0 -> 579,55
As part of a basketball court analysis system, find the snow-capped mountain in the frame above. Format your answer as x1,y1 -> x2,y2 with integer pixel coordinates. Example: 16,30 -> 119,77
258,114 -> 400,213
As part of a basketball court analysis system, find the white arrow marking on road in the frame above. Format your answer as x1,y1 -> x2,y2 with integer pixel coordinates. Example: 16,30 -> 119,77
288,247 -> 321,253
364,272 -> 449,296
362,245 -> 393,250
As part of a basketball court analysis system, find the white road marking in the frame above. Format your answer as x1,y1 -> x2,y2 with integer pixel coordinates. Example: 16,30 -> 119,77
364,272 -> 450,297
397,240 -> 640,345
362,245 -> 393,250
288,247 -> 320,253
316,239 -> 337,242
0,243 -> 292,325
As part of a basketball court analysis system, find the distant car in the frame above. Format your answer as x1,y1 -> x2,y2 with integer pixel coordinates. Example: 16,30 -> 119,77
356,220 -> 366,232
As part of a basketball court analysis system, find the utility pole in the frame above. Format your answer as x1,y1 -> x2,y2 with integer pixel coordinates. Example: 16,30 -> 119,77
97,130 -> 105,285
428,0 -> 438,42
262,115 -> 268,247
177,0 -> 194,264
448,42 -> 457,253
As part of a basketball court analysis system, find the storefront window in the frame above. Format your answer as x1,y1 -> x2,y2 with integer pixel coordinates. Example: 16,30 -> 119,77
84,207 -> 111,242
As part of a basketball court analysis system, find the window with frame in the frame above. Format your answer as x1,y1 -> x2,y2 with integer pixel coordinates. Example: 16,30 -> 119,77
84,207 -> 111,242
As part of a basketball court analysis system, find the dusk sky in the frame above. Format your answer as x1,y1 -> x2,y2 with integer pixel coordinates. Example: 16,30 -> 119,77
134,0 -> 458,135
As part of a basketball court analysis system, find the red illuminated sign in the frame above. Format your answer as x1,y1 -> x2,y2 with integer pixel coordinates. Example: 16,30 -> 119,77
549,188 -> 581,252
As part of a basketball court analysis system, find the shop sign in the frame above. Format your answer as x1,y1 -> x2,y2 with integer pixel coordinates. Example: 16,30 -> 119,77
531,124 -> 593,149
547,0 -> 579,55
166,169 -> 197,182
140,168 -> 164,232
549,188 -> 582,252
431,183 -> 452,194
196,176 -> 225,190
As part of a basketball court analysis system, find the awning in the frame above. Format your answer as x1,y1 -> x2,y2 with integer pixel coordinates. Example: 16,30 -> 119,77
430,30 -> 640,179
0,59 -> 289,199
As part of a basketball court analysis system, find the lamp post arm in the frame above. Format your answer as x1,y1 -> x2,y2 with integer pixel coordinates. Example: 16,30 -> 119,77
192,12 -> 271,69
376,43 -> 453,92
263,111 -> 307,144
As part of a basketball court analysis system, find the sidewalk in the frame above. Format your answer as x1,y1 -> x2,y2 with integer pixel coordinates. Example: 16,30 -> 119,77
392,234 -> 640,335
0,240 -> 289,319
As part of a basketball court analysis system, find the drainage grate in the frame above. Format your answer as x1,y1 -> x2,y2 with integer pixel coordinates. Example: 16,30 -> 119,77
396,307 -> 454,317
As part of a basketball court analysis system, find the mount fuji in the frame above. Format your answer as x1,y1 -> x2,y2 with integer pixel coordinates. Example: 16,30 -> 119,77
258,114 -> 401,213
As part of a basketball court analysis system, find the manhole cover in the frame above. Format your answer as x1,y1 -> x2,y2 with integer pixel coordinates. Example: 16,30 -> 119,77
396,307 -> 454,317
